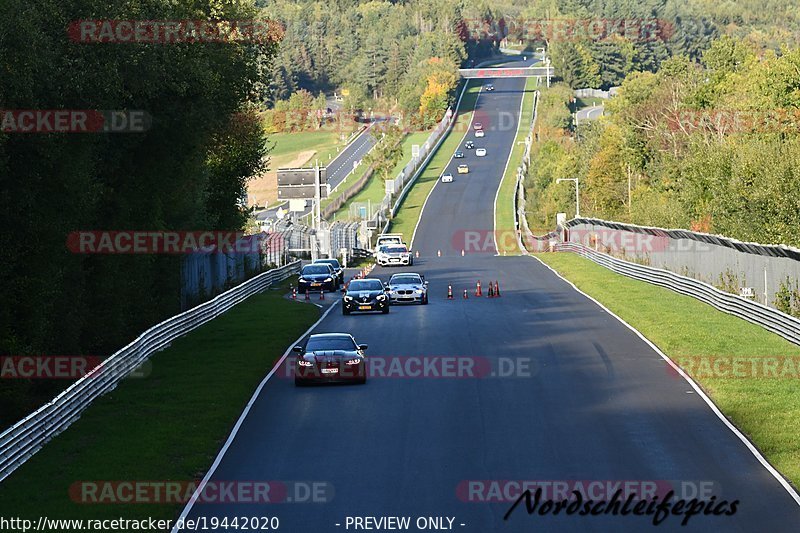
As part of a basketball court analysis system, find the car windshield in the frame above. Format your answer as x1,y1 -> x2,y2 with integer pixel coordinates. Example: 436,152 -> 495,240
348,280 -> 383,291
305,336 -> 356,352
315,259 -> 340,269
302,265 -> 330,275
391,275 -> 421,285
387,247 -> 407,253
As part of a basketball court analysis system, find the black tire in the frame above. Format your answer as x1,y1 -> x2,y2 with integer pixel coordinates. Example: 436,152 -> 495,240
409,258 -> 414,266
382,306 -> 390,314
356,376 -> 367,385
343,307 -> 351,315
422,294 -> 428,305
295,378 -> 308,387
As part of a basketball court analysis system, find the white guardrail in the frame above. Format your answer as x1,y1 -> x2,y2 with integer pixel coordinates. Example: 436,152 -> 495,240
556,242 -> 800,347
0,261 -> 301,483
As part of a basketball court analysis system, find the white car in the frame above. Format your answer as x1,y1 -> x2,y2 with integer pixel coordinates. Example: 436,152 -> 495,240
475,129 -> 485,138
473,122 -> 482,130
386,273 -> 428,305
376,245 -> 413,266
441,173 -> 453,183
485,84 -> 495,91
476,148 -> 487,157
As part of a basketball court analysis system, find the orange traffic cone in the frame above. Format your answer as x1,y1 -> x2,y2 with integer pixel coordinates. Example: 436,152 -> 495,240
447,284 -> 453,299
437,250 -> 442,257
305,289 -> 310,300
461,249 -> 465,256
475,281 -> 482,297
291,286 -> 297,299
463,289 -> 469,299
320,289 -> 325,300
494,281 -> 501,297
415,250 -> 420,258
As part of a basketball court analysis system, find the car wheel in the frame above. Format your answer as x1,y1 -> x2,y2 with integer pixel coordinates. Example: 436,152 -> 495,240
422,295 -> 428,305
409,258 -> 414,266
343,307 -> 350,315
356,376 -> 367,384
295,378 -> 308,387
382,306 -> 390,314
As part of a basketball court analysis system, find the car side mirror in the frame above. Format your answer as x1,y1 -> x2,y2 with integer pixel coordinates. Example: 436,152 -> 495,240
292,345 -> 304,353
358,344 -> 368,351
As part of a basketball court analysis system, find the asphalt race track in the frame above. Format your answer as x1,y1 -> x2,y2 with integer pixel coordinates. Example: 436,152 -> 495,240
177,66 -> 800,532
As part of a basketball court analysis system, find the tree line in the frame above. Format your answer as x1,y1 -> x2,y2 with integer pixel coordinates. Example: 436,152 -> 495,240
526,35 -> 800,249
0,0 -> 277,424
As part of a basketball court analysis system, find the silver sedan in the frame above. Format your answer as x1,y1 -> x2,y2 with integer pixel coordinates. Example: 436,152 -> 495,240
385,273 -> 428,304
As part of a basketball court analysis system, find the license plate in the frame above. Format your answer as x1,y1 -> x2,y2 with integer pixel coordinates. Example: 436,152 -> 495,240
311,283 -> 321,286
321,368 -> 338,374
358,305 -> 372,310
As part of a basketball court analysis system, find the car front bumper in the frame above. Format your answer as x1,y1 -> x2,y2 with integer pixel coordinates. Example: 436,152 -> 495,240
343,299 -> 389,312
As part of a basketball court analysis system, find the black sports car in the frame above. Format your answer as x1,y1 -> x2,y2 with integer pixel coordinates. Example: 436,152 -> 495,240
313,258 -> 344,284
454,151 -> 465,158
297,263 -> 338,293
342,278 -> 389,314
294,333 -> 367,385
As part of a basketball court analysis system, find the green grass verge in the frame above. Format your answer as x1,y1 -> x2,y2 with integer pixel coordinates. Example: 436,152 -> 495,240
269,130 -> 344,161
0,280 -> 320,524
388,82 -> 481,242
495,76 -> 539,255
330,131 -> 431,221
535,252 -> 800,485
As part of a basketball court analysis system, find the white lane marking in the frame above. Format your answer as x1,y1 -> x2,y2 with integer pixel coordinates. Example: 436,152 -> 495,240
492,76 -> 528,255
410,83 -> 482,250
170,300 -> 343,531
527,254 -> 800,507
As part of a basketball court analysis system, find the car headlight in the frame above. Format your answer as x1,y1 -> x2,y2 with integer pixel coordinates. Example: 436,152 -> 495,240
298,360 -> 313,367
345,358 -> 361,365
343,295 -> 353,302
376,294 -> 387,301
324,277 -> 332,282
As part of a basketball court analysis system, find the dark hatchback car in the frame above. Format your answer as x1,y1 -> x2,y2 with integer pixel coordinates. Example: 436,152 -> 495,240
294,333 -> 367,385
297,263 -> 338,293
342,278 -> 389,315
313,258 -> 344,284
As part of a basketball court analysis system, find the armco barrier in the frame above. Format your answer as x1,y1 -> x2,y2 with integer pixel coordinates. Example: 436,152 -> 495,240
0,261 -> 300,483
555,242 -> 800,347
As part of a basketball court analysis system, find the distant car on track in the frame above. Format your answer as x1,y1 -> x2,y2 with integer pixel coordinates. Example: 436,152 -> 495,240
473,122 -> 483,130
476,148 -> 487,157
377,245 -> 413,266
441,173 -> 454,183
475,129 -> 485,138
464,141 -> 474,149
386,273 -> 428,305
294,333 -> 367,385
457,164 -> 469,174
454,151 -> 465,158
342,278 -> 389,315
297,263 -> 338,293
485,84 -> 495,91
